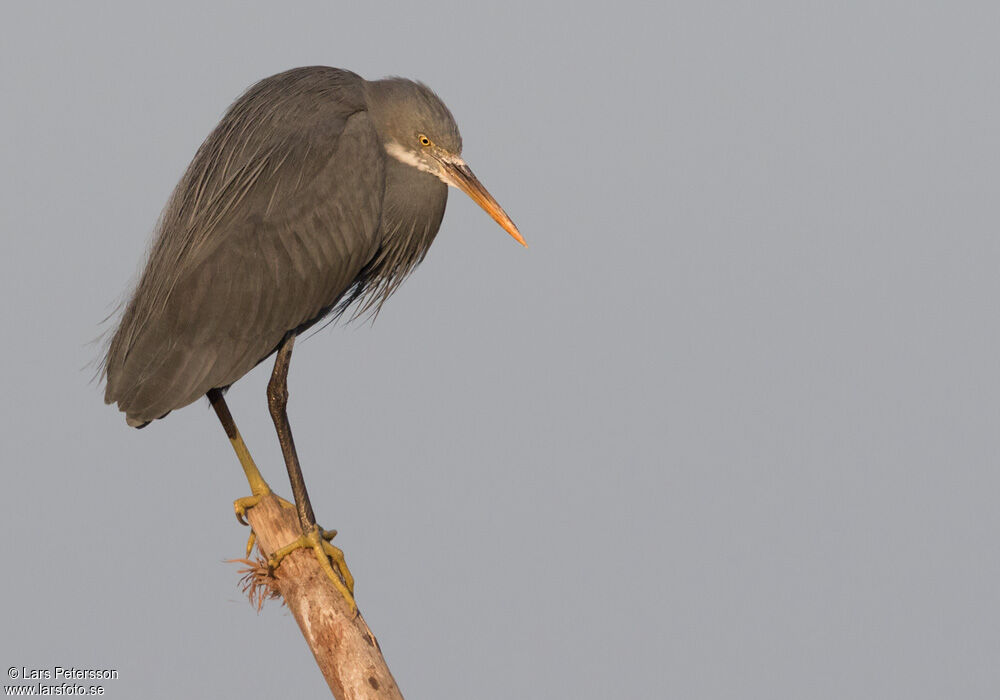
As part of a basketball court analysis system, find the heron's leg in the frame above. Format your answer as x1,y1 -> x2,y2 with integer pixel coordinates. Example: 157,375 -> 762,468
267,334 -> 356,609
266,335 -> 316,529
209,387 -> 271,510
208,388 -> 292,556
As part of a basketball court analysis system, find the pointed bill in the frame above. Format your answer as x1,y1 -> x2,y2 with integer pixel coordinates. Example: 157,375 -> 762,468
440,158 -> 527,247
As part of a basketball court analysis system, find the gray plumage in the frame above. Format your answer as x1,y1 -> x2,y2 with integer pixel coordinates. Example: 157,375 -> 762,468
103,67 -> 518,428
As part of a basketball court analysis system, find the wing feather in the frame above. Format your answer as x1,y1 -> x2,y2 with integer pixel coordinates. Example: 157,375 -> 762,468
105,68 -> 385,425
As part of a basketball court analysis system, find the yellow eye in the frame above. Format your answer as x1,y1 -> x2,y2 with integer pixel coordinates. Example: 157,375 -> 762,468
419,135 -> 431,147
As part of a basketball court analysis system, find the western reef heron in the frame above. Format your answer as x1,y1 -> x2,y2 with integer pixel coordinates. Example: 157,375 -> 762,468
102,67 -> 525,607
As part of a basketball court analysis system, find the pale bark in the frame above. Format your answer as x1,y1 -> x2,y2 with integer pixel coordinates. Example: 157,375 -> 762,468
240,493 -> 403,699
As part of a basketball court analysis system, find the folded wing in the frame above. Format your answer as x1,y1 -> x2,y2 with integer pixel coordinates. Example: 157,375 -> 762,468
104,67 -> 385,426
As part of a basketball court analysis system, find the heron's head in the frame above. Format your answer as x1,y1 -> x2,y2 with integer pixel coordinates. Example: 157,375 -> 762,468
364,77 -> 526,247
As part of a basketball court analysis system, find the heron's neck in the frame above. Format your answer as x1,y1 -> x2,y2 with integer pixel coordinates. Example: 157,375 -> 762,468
380,155 -> 447,245
354,155 -> 447,309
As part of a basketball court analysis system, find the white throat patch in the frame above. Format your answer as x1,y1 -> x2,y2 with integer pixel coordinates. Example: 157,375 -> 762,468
384,141 -> 450,184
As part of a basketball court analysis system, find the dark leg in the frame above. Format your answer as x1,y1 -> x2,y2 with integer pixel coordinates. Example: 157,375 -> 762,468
267,334 -> 316,531
265,334 -> 356,607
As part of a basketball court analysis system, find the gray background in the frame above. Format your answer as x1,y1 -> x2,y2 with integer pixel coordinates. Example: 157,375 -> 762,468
2,1 -> 998,698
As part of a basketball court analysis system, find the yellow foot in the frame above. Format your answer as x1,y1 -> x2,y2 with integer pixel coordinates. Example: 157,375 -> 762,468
269,526 -> 356,612
234,493 -> 296,557
234,491 -> 295,525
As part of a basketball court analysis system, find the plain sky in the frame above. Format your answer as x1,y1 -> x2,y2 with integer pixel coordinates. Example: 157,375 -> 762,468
2,1 -> 999,698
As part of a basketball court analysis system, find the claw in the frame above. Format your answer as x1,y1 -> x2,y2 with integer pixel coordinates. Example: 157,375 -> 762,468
230,488 -> 352,609
268,526 -> 356,612
235,491 -> 293,528
234,494 -> 265,526
320,539 -> 354,595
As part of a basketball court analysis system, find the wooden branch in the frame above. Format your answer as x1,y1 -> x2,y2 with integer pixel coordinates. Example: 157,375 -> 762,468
240,493 -> 403,700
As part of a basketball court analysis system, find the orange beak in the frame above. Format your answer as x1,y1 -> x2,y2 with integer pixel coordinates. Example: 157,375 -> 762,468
441,159 -> 527,247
